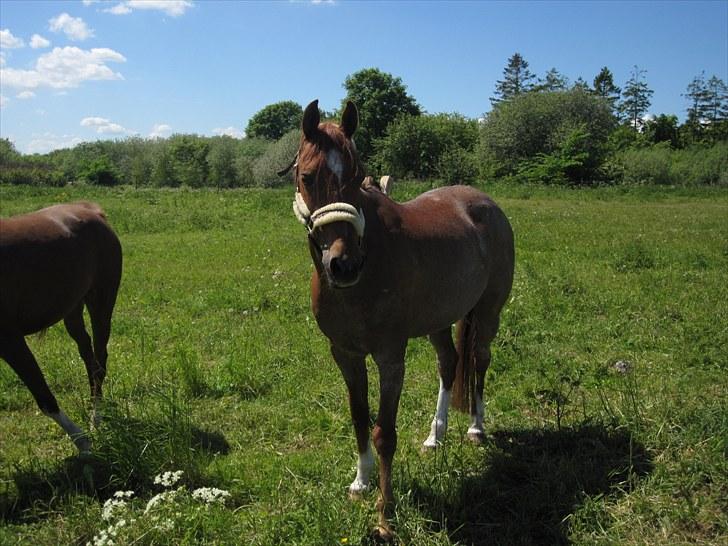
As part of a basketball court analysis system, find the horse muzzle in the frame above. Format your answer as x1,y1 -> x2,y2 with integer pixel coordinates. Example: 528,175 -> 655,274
322,248 -> 365,288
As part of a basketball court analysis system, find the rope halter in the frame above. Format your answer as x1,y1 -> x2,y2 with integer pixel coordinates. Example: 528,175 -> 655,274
293,191 -> 365,238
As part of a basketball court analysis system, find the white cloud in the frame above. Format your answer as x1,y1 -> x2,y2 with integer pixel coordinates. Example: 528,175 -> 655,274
212,126 -> 244,138
81,116 -> 130,134
1,46 -> 126,90
82,0 -> 100,5
30,34 -> 51,49
49,13 -> 94,41
1,29 -> 25,49
106,1 -> 193,17
17,91 -> 35,99
26,132 -> 84,154
149,123 -> 172,138
0,95 -> 8,109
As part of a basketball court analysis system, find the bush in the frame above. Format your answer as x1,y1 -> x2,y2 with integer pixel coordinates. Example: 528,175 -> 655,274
605,142 -> 728,186
252,129 -> 300,188
479,89 -> 616,183
372,113 -> 478,180
436,147 -> 478,185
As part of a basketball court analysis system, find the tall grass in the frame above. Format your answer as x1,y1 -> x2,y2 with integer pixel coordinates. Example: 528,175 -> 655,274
0,183 -> 726,545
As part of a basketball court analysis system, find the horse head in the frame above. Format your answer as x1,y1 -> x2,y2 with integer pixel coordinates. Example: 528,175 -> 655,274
293,99 -> 366,288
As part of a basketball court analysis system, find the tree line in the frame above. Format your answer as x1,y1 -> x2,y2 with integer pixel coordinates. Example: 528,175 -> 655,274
1,54 -> 727,188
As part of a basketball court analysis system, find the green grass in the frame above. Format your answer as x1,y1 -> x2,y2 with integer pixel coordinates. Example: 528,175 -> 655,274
0,182 -> 726,545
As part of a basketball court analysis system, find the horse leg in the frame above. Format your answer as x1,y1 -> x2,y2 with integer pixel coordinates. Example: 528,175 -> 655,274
85,286 -> 117,426
467,297 -> 505,443
0,335 -> 90,452
331,345 -> 373,498
423,327 -> 458,449
371,344 -> 406,540
63,303 -> 101,427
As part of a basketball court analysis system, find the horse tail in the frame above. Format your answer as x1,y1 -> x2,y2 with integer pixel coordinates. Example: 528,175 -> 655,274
451,310 -> 477,413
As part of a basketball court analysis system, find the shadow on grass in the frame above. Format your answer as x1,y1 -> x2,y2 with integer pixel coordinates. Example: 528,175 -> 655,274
409,424 -> 652,546
0,423 -> 231,524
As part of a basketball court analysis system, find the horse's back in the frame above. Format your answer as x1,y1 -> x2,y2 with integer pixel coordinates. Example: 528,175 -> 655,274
0,202 -> 122,336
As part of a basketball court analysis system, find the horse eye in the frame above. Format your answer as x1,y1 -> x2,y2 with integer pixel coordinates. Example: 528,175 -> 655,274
301,172 -> 315,186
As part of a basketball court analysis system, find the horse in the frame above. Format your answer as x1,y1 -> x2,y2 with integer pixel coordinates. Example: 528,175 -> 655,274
0,201 -> 122,453
289,99 -> 515,539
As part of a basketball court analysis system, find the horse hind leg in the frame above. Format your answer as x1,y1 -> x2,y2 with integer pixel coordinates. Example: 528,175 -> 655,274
0,335 -> 90,452
423,327 -> 458,449
64,302 -> 103,427
467,297 -> 506,443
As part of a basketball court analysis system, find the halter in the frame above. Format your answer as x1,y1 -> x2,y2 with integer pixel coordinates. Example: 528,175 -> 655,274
287,150 -> 367,239
293,190 -> 365,238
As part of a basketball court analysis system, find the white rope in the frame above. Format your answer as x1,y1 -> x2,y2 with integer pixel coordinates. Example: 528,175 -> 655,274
293,192 -> 365,238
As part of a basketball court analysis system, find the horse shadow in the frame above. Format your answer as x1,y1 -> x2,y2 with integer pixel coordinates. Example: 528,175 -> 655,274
0,422 -> 231,524
407,424 -> 652,546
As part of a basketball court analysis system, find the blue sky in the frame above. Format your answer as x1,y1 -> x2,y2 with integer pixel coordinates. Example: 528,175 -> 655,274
1,0 -> 726,154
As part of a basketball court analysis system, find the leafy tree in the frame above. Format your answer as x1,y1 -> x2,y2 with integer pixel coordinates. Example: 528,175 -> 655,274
207,136 -> 240,189
151,146 -> 177,187
534,68 -> 569,92
246,101 -> 303,141
618,66 -> 654,131
643,114 -> 679,147
78,155 -> 120,186
168,135 -> 209,187
491,52 -> 536,105
0,138 -> 21,165
479,88 -> 616,182
342,68 -> 421,159
572,77 -> 591,91
372,113 -> 478,179
593,67 -> 621,111
252,129 -> 300,188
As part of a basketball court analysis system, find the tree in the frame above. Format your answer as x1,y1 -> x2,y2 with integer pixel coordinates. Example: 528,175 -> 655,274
593,67 -> 621,111
705,76 -> 728,123
372,113 -> 478,179
618,66 -> 654,131
479,88 -> 616,182
342,68 -> 421,159
491,52 -> 536,105
0,138 -> 20,165
207,136 -> 240,189
168,135 -> 209,187
246,101 -> 303,141
643,114 -> 679,147
534,68 -> 569,92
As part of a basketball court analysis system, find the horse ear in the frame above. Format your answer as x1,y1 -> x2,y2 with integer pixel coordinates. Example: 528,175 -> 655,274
302,100 -> 320,140
341,100 -> 358,138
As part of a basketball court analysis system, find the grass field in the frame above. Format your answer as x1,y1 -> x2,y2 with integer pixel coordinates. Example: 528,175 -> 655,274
0,181 -> 726,545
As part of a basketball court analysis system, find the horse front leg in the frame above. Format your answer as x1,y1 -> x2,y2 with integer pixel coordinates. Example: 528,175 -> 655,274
331,345 -> 373,498
371,344 -> 406,541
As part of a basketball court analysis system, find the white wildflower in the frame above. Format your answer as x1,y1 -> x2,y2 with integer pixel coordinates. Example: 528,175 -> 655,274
144,489 -> 180,514
102,498 -> 127,521
191,486 -> 231,505
113,490 -> 134,499
614,360 -> 632,374
153,470 -> 184,488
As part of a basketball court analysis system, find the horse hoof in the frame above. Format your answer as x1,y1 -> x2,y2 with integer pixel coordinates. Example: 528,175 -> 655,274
371,524 -> 395,543
348,483 -> 368,501
467,430 -> 486,445
421,438 -> 439,452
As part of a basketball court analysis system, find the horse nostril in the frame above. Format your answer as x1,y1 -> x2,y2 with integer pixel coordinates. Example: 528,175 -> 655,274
330,256 -> 343,277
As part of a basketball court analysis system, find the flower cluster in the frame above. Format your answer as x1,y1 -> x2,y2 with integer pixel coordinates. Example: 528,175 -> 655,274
86,471 -> 231,546
191,487 -> 231,505
153,470 -> 184,487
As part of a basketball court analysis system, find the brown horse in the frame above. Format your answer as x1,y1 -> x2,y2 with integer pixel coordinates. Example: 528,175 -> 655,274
0,202 -> 122,452
291,100 -> 515,539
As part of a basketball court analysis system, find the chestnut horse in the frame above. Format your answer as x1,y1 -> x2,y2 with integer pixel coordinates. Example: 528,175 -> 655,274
290,100 -> 515,538
0,202 -> 122,452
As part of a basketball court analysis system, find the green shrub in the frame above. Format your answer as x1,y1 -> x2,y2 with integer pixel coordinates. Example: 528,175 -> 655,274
605,142 -> 728,186
252,129 -> 300,188
436,147 -> 478,185
372,113 -> 478,179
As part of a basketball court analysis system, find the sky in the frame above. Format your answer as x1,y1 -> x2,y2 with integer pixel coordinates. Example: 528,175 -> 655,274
0,0 -> 726,154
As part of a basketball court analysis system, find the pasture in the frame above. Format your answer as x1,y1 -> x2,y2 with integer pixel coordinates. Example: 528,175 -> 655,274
0,182 -> 726,545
